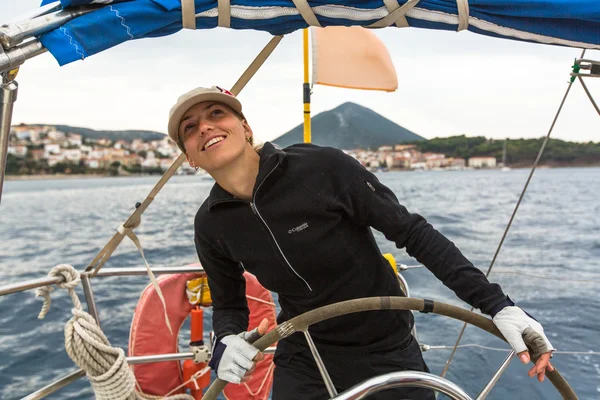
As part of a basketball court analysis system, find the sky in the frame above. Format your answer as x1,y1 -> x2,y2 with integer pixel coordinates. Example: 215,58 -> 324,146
3,1 -> 600,144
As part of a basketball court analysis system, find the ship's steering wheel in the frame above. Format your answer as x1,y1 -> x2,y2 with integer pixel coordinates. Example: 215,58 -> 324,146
203,297 -> 577,400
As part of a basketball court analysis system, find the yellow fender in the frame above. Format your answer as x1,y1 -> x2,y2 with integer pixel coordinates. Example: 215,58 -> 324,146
382,253 -> 398,274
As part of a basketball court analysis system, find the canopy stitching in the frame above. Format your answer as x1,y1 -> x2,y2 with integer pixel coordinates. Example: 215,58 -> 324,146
109,5 -> 134,39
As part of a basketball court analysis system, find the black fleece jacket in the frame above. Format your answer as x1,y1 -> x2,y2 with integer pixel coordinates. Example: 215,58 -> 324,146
194,142 -> 510,351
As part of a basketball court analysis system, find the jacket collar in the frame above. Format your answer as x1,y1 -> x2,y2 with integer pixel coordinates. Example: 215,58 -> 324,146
207,142 -> 286,211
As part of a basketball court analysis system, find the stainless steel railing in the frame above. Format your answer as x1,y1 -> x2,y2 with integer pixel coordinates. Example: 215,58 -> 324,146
3,263 -> 427,400
332,371 -> 473,400
0,266 -> 207,297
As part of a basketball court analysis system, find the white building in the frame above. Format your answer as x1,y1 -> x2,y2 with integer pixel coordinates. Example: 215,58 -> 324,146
14,130 -> 32,140
47,130 -> 65,140
142,158 -> 159,168
62,149 -> 82,162
7,145 -> 27,157
44,143 -> 61,157
87,159 -> 101,169
131,139 -> 145,151
90,149 -> 107,159
424,153 -> 446,169
160,159 -> 175,171
468,156 -> 497,168
67,134 -> 83,147
46,154 -> 63,167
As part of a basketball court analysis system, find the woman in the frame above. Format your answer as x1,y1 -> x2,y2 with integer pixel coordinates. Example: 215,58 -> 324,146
167,86 -> 555,399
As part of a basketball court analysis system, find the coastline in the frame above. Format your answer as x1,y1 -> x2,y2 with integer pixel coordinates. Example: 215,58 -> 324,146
7,174 -> 116,181
5,163 -> 599,182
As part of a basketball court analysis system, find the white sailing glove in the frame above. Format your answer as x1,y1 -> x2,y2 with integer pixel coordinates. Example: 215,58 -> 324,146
492,306 -> 555,360
210,327 -> 263,384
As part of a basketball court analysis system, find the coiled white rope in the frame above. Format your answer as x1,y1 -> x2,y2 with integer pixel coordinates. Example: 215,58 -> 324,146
36,264 -> 193,400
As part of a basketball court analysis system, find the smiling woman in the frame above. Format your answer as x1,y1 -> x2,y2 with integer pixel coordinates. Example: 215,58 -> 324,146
167,86 -> 260,196
164,85 -> 555,400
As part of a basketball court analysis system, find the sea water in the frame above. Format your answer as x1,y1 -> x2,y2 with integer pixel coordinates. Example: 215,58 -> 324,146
1,168 -> 599,399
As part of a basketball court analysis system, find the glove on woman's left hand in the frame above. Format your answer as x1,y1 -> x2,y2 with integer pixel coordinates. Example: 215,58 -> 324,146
492,306 -> 555,382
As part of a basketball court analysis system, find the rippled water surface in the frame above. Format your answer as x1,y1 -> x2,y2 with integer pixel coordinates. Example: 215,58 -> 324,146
1,168 -> 599,399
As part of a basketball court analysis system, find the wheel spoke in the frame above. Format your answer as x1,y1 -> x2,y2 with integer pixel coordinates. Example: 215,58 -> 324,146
303,329 -> 338,397
475,350 -> 515,400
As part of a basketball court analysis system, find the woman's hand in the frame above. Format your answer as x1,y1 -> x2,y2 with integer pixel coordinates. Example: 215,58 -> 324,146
492,306 -> 555,382
210,318 -> 269,384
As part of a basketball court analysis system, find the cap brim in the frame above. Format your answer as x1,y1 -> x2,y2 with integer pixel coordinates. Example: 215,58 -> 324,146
168,92 -> 242,144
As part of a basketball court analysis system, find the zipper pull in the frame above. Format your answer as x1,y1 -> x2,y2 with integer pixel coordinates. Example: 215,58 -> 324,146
249,202 -> 257,214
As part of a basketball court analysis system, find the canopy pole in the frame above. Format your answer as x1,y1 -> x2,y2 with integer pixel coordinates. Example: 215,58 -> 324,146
0,40 -> 47,75
0,70 -> 18,205
0,6 -> 98,50
303,28 -> 311,143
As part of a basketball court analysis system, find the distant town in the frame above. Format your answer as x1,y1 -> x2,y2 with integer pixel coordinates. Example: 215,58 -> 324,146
346,145 -> 496,171
6,124 -> 500,177
7,124 -> 193,176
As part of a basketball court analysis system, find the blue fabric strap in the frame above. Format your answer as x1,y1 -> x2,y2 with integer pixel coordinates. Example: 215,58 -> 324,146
208,335 -> 226,371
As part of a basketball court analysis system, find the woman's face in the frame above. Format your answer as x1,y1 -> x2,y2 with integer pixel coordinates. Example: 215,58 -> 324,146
180,101 -> 252,172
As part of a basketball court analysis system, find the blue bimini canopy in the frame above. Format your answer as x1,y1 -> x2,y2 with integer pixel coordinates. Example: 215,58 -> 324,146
37,0 -> 600,66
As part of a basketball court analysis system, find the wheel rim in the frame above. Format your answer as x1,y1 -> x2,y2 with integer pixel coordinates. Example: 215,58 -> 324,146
203,297 -> 577,400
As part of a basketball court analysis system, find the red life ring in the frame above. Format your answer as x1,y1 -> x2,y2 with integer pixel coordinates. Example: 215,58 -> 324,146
128,264 -> 277,399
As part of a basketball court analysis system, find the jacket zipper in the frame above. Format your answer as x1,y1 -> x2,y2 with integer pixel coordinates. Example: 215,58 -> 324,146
250,165 -> 313,292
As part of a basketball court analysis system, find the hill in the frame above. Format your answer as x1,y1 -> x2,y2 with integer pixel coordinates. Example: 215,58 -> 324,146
26,124 -> 166,142
272,102 -> 424,149
417,135 -> 600,167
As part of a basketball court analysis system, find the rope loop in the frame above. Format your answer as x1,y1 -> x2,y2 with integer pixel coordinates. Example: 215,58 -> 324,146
36,264 -> 82,319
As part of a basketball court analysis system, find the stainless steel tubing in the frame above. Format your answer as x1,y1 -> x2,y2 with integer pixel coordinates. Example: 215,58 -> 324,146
81,275 -> 101,326
396,272 -> 418,340
0,79 -> 17,205
332,371 -> 473,400
96,266 -> 205,277
23,353 -> 195,400
303,330 -> 338,397
396,273 -> 410,297
0,40 -> 46,74
127,352 -> 195,365
24,347 -> 278,399
397,264 -> 424,271
0,275 -> 64,297
0,6 -> 98,49
475,351 -> 515,400
22,369 -> 86,400
0,266 -> 205,297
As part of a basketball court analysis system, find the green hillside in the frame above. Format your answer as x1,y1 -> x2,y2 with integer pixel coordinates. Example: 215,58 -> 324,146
26,124 -> 166,142
415,135 -> 600,166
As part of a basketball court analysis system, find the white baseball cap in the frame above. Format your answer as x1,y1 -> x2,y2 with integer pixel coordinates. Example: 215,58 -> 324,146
168,86 -> 244,150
